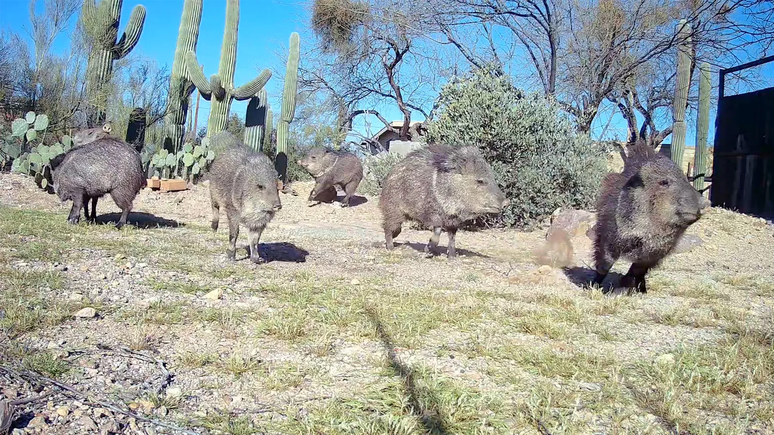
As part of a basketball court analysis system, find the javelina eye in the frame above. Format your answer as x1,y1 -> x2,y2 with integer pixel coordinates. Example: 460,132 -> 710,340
659,180 -> 670,187
476,179 -> 486,185
257,184 -> 264,190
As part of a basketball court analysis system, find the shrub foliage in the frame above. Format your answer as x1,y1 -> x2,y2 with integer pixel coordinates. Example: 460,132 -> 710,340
427,68 -> 608,228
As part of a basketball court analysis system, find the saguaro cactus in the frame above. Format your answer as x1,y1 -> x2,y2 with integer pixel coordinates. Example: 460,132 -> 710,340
125,107 -> 147,152
185,0 -> 271,137
244,88 -> 268,152
671,19 -> 692,168
163,0 -> 203,153
82,0 -> 146,125
276,32 -> 300,185
263,108 -> 273,155
693,62 -> 710,191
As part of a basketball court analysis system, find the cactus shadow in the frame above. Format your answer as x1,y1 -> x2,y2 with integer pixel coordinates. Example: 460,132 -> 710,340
400,242 -> 490,259
562,266 -> 628,294
365,308 -> 451,435
96,212 -> 183,229
255,242 -> 309,263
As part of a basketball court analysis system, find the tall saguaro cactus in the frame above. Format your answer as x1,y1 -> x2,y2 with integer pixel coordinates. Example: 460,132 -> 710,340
164,0 -> 203,153
693,62 -> 711,191
82,0 -> 146,125
244,88 -> 268,152
263,108 -> 274,154
185,0 -> 271,137
276,32 -> 300,185
671,19 -> 692,168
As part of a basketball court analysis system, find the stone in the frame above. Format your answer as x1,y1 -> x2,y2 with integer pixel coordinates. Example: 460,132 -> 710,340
537,265 -> 553,275
655,353 -> 675,366
350,279 -> 361,285
203,289 -> 222,300
672,234 -> 704,254
548,209 -> 596,239
69,292 -> 84,302
74,307 -> 97,318
28,415 -> 47,428
79,416 -> 98,431
56,406 -> 70,417
166,387 -> 182,398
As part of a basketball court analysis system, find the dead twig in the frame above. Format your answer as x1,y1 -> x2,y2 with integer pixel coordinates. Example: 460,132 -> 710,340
0,365 -> 199,435
95,344 -> 173,395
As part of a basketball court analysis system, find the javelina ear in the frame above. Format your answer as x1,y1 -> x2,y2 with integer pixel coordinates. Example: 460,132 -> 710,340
431,153 -> 460,173
50,153 -> 66,171
624,173 -> 644,190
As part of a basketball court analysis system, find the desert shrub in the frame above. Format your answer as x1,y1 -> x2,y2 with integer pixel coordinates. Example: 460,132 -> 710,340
359,152 -> 403,196
427,67 -> 609,229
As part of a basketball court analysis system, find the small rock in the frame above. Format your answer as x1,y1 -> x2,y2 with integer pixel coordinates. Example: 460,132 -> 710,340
128,402 -> 140,411
73,409 -> 84,418
350,279 -> 361,285
673,234 -> 704,254
537,265 -> 553,275
74,307 -> 97,318
203,289 -> 222,300
2,388 -> 18,399
138,399 -> 155,413
28,415 -> 48,428
12,429 -> 24,435
114,254 -> 125,261
55,264 -> 69,272
79,416 -> 98,431
166,387 -> 183,398
157,405 -> 168,416
56,406 -> 70,417
655,353 -> 675,366
69,292 -> 84,302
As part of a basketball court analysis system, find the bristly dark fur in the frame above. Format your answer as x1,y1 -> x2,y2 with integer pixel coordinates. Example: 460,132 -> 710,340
298,146 -> 363,206
378,143 -> 507,258
592,138 -> 710,294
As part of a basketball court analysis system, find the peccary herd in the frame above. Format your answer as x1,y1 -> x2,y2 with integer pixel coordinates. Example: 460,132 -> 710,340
45,128 -> 710,294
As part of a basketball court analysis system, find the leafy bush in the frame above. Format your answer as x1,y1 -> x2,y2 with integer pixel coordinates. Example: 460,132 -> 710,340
427,68 -> 609,229
359,152 -> 403,196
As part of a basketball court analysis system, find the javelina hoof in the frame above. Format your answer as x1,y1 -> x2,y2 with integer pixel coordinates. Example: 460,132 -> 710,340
115,222 -> 124,230
250,255 -> 266,264
68,217 -> 80,225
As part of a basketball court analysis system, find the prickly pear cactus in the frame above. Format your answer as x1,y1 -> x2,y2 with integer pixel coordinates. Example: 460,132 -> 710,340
9,111 -> 71,190
149,137 -> 216,182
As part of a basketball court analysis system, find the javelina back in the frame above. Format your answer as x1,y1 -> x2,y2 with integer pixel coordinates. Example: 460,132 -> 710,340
72,122 -> 112,147
52,137 -> 145,228
593,139 -> 711,293
297,147 -> 363,206
208,131 -> 282,263
379,143 -> 508,258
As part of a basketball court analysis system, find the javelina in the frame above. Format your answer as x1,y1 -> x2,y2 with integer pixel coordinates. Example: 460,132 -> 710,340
72,122 -> 112,147
52,137 -> 145,228
208,131 -> 282,263
379,143 -> 508,258
297,147 -> 363,206
593,139 -> 711,293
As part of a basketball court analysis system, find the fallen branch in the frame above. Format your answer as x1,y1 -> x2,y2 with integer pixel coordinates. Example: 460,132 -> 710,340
0,365 -> 200,435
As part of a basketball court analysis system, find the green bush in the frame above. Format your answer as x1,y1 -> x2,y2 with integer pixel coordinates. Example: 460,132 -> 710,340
427,68 -> 609,229
359,152 -> 403,196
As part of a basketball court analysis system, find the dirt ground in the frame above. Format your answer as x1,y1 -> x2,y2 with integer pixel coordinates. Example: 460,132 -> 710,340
1,172 -> 773,435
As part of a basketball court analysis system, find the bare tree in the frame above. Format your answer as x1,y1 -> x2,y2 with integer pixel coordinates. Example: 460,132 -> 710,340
310,0 -> 436,141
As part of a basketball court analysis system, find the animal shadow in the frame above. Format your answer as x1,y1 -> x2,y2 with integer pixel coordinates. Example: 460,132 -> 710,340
311,193 -> 368,208
96,212 -> 182,229
255,242 -> 309,263
563,266 -> 630,295
400,241 -> 489,259
365,308 -> 451,435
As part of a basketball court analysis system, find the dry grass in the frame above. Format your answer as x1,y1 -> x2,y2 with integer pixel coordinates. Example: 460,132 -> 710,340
1,177 -> 773,435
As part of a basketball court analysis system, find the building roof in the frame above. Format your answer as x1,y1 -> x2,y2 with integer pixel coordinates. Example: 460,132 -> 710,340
370,121 -> 423,141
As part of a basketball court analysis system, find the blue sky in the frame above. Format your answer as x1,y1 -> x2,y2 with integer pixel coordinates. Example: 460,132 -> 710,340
2,0 -> 771,147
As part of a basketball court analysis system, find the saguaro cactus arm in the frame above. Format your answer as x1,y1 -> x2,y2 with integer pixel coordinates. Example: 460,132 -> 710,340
280,32 -> 300,124
233,70 -> 273,100
114,5 -> 146,59
185,51 -> 212,98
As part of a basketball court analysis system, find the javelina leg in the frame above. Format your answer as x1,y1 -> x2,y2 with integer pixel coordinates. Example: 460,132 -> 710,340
116,205 -> 132,230
68,194 -> 84,225
447,228 -> 458,258
211,201 -> 220,232
342,181 -> 358,207
384,226 -> 401,250
621,262 -> 650,294
425,227 -> 443,255
89,196 -> 98,223
593,252 -> 616,289
226,211 -> 239,261
247,227 -> 265,264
